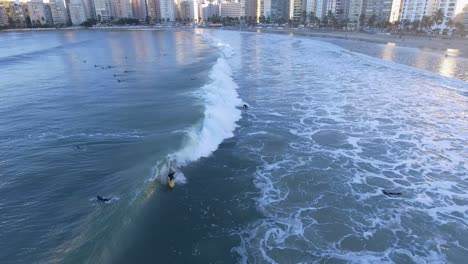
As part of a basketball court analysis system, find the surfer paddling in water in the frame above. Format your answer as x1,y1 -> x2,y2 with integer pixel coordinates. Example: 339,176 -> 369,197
96,195 -> 111,203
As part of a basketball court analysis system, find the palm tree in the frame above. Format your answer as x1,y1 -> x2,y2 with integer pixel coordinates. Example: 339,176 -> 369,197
412,19 -> 420,31
433,9 -> 444,26
301,10 -> 307,24
454,22 -> 465,34
403,19 -> 411,30
446,18 -> 454,31
368,14 -> 376,28
359,14 -> 365,28
421,16 -> 432,31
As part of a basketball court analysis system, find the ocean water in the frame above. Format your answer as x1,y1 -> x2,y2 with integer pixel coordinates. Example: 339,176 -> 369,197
0,29 -> 467,264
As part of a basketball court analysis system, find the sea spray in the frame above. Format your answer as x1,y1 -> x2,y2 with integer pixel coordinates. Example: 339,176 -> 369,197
154,31 -> 243,184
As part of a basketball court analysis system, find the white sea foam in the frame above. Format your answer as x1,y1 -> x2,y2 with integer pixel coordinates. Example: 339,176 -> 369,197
212,30 -> 468,263
153,31 -> 243,184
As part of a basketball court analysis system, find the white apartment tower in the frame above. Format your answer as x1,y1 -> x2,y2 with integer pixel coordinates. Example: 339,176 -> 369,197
365,0 -> 403,24
400,0 -> 439,22
147,0 -> 161,21
264,0 -> 271,18
69,0 -> 87,25
0,4 -> 8,27
347,0 -> 365,29
437,0 -> 458,30
28,0 -> 51,25
160,0 -> 176,21
289,0 -> 302,20
316,0 -> 327,19
94,0 -> 112,21
49,0 -> 70,25
220,2 -> 243,17
179,0 -> 199,21
112,0 -> 134,19
305,0 -> 316,19
132,0 -> 147,20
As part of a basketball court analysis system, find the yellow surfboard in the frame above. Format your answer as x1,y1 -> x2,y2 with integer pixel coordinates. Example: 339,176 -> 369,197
169,179 -> 175,188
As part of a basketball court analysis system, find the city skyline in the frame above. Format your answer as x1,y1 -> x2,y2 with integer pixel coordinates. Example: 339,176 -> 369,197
1,0 -> 467,30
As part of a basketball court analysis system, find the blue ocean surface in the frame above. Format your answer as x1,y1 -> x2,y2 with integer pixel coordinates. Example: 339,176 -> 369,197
0,29 -> 467,263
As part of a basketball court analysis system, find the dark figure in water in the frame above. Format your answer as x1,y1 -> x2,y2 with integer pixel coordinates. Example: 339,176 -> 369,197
168,171 -> 175,181
97,195 -> 111,202
243,104 -> 249,110
75,145 -> 81,150
382,190 -> 402,196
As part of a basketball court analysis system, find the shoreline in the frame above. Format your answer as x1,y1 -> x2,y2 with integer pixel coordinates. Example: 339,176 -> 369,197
241,28 -> 468,58
2,25 -> 468,57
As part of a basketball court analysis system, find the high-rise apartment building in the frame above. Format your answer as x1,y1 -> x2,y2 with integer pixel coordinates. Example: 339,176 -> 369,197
132,0 -> 147,20
289,0 -> 305,21
305,0 -> 316,20
437,0 -> 458,29
202,2 -> 219,20
365,0 -> 402,24
220,2 -> 243,17
160,0 -> 176,21
338,0 -> 351,20
264,0 -> 288,20
190,0 -> 199,21
289,0 -> 302,20
45,3 -> 54,24
94,0 -> 112,21
245,0 -> 258,19
49,0 -> 70,25
69,0 -> 87,24
400,0 -> 439,22
347,0 -> 365,28
0,4 -> 8,26
179,0 -> 199,21
147,0 -> 161,21
28,0 -> 53,25
464,4 -> 468,31
9,2 -> 28,27
112,0 -> 134,19
316,0 -> 327,19
264,0 -> 271,17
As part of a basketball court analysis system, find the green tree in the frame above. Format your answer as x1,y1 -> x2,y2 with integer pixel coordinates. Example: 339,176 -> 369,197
359,14 -> 365,28
433,9 -> 444,26
80,19 -> 97,27
368,14 -> 376,28
403,19 -> 411,29
421,16 -> 432,30
412,19 -> 420,31
454,22 -> 465,34
446,18 -> 454,30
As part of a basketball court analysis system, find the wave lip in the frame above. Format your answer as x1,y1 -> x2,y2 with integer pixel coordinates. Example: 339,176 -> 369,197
175,57 -> 242,164
156,31 -> 243,183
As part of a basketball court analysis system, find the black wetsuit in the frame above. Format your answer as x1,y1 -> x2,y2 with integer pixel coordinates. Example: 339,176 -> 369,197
382,190 -> 402,196
97,195 -> 110,202
168,172 -> 175,181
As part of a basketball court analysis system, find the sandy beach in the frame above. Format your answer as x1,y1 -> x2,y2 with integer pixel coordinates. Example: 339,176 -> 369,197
246,28 -> 468,58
